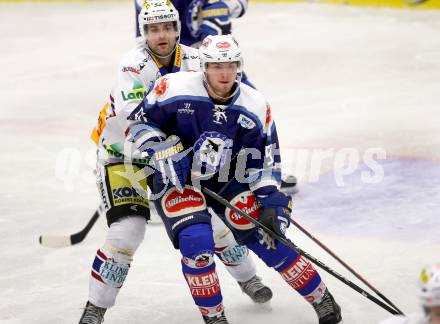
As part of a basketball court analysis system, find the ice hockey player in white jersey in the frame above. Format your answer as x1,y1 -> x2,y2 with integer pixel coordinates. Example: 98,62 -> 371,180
80,1 -> 272,323
379,264 -> 440,324
127,34 -> 342,324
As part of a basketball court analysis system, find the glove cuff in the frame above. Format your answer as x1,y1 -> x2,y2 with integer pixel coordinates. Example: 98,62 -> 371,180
256,190 -> 292,212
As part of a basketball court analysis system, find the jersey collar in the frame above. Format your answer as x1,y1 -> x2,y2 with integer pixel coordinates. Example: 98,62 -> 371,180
150,44 -> 182,76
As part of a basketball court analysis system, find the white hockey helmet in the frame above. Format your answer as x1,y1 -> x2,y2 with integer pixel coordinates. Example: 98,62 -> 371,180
199,34 -> 244,82
419,264 -> 440,308
138,0 -> 181,41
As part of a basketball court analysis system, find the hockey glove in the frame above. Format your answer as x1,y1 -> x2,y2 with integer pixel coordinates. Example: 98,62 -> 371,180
146,135 -> 191,192
257,190 -> 292,238
199,0 -> 232,40
223,0 -> 248,18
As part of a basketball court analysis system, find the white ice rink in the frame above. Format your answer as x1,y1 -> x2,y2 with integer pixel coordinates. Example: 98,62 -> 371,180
1,2 -> 440,323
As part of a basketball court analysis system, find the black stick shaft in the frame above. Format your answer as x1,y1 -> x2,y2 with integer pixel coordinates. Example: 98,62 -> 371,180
70,209 -> 101,245
290,218 -> 404,315
202,187 -> 400,315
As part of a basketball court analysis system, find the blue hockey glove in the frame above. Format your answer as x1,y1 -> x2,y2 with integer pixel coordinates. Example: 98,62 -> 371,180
257,190 -> 292,238
146,135 -> 191,192
199,0 -> 232,40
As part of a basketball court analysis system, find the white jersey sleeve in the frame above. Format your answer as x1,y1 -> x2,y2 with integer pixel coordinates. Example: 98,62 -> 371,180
91,46 -> 158,163
91,44 -> 201,165
111,47 -> 156,118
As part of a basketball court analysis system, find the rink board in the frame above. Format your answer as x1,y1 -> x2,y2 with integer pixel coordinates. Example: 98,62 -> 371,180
252,0 -> 440,9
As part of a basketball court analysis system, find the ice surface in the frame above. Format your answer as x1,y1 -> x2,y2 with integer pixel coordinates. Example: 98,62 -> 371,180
0,2 -> 439,323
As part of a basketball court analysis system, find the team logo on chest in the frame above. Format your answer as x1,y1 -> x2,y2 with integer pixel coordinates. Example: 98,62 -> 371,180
194,131 -> 233,173
213,105 -> 227,124
154,77 -> 169,97
237,114 -> 256,129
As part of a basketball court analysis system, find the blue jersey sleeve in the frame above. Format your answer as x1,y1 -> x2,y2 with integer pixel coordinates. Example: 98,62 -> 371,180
199,0 -> 232,41
238,104 -> 282,193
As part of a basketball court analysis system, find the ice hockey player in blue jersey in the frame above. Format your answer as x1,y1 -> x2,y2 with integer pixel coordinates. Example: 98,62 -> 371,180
133,0 -> 298,192
127,34 -> 342,324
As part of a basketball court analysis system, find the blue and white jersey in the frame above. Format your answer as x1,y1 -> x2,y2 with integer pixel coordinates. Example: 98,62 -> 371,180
128,71 -> 281,192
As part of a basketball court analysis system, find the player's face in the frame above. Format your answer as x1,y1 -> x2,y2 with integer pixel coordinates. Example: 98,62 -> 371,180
429,305 -> 440,324
145,22 -> 177,56
206,62 -> 238,98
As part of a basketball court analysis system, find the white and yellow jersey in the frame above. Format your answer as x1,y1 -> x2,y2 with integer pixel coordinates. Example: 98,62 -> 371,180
91,43 -> 200,165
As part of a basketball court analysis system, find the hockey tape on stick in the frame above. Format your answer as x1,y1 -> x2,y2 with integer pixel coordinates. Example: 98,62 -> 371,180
39,204 -> 104,248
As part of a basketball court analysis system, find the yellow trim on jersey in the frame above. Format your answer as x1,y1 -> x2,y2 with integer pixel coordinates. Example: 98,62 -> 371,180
201,8 -> 229,18
91,102 -> 110,146
150,44 -> 182,70
150,50 -> 163,69
175,45 -> 182,68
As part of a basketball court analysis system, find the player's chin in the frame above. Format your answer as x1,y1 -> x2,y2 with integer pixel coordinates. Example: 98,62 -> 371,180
220,82 -> 234,91
154,44 -> 172,56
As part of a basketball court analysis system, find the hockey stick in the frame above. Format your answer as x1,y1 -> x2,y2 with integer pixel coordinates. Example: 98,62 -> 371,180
39,204 -> 104,248
202,187 -> 402,315
289,218 -> 404,315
